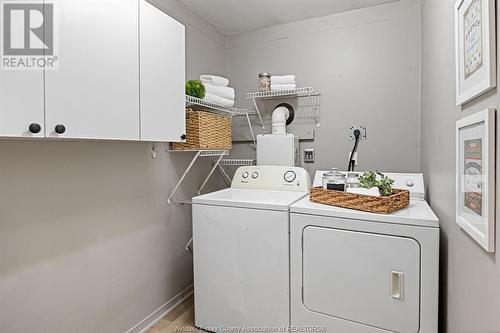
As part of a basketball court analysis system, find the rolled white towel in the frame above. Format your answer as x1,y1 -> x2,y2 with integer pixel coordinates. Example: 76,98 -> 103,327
200,75 -> 229,87
271,83 -> 297,91
271,75 -> 296,85
203,93 -> 235,108
205,84 -> 235,100
346,187 -> 381,197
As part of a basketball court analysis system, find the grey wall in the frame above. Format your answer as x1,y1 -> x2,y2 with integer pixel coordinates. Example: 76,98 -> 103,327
0,1 -> 226,332
226,0 -> 422,174
6,1 -> 498,332
421,1 -> 500,332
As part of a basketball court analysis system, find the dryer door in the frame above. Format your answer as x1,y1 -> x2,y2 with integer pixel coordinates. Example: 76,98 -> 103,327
302,226 -> 420,333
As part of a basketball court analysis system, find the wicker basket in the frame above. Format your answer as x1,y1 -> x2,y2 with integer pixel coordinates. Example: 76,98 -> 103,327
309,187 -> 410,214
171,108 -> 232,150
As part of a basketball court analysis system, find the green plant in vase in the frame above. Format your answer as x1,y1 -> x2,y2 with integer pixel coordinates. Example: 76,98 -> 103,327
185,80 -> 206,99
359,171 -> 395,196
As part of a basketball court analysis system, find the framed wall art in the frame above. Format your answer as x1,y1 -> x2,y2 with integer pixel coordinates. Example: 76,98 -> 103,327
456,109 -> 496,252
455,0 -> 496,105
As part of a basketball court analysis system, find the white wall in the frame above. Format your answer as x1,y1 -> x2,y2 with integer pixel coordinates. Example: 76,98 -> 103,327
227,0 -> 422,173
0,1 -> 226,332
421,0 -> 500,331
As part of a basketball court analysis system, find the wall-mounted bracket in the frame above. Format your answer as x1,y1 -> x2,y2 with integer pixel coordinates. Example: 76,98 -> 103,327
167,150 -> 229,204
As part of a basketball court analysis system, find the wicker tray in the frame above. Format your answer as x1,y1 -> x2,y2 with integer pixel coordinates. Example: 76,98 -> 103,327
309,187 -> 410,214
171,108 -> 232,150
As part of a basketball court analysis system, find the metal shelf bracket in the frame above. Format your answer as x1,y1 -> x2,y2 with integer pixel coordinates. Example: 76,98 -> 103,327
197,150 -> 228,195
167,150 -> 230,204
167,151 -> 201,205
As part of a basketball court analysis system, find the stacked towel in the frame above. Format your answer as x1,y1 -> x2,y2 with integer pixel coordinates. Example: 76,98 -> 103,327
200,75 -> 229,87
203,93 -> 235,107
271,75 -> 296,85
271,84 -> 297,91
200,74 -> 235,107
205,84 -> 235,100
270,74 -> 297,91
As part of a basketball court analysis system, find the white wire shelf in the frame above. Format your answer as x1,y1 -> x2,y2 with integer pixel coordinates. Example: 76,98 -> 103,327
186,95 -> 247,116
185,95 -> 256,144
245,87 -> 321,128
246,87 -> 320,100
167,149 -> 229,157
168,97 -> 260,205
218,159 -> 256,166
232,110 -> 258,117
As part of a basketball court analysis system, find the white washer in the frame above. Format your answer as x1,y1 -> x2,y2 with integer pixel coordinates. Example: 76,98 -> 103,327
192,166 -> 311,332
290,172 -> 439,333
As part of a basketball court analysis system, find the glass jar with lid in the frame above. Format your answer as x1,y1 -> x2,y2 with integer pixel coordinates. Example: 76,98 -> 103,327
346,172 -> 360,189
322,168 -> 346,191
258,73 -> 271,92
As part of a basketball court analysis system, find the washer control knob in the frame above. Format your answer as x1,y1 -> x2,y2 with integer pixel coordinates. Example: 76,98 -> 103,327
284,170 -> 296,183
406,179 -> 415,187
252,172 -> 259,179
242,172 -> 249,179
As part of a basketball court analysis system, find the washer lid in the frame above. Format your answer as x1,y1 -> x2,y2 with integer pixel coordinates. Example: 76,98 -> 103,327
193,188 -> 308,211
290,196 -> 439,228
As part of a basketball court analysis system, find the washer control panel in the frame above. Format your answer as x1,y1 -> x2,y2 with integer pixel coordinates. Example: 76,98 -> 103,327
232,166 -> 311,192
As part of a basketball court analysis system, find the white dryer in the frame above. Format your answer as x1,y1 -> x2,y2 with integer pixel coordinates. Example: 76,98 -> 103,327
192,166 -> 311,332
290,172 -> 439,333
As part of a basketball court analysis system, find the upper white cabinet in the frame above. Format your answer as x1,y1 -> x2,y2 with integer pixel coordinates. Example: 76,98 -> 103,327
44,0 -> 140,140
0,71 -> 44,138
0,0 -> 185,141
140,0 -> 186,142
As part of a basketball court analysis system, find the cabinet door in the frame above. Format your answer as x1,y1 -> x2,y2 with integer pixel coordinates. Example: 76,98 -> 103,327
0,71 -> 44,138
140,0 -> 185,142
45,0 -> 139,140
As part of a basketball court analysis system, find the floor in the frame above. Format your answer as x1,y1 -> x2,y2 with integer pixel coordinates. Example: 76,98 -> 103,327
146,295 -> 202,333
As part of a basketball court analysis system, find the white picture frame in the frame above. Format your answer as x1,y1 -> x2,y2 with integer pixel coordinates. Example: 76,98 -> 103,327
456,109 -> 496,252
455,0 -> 496,105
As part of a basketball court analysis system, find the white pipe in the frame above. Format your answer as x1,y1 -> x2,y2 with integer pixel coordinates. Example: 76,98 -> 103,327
271,106 -> 289,135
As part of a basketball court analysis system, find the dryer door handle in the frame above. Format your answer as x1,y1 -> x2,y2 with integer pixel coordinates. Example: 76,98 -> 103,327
391,271 -> 404,300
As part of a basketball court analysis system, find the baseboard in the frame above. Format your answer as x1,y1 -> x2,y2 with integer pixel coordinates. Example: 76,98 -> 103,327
126,284 -> 194,333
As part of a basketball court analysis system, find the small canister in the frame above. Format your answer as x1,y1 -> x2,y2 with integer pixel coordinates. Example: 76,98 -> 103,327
258,72 -> 271,92
346,172 -> 360,189
322,168 -> 346,191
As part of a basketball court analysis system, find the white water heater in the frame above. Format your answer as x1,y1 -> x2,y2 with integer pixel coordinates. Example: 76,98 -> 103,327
256,103 -> 299,166
257,134 -> 299,166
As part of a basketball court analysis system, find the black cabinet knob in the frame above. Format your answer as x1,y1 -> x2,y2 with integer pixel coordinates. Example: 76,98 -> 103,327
181,134 -> 186,140
55,124 -> 66,134
29,123 -> 41,134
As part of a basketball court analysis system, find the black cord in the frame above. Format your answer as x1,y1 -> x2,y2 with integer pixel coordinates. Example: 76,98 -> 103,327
348,130 -> 361,172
